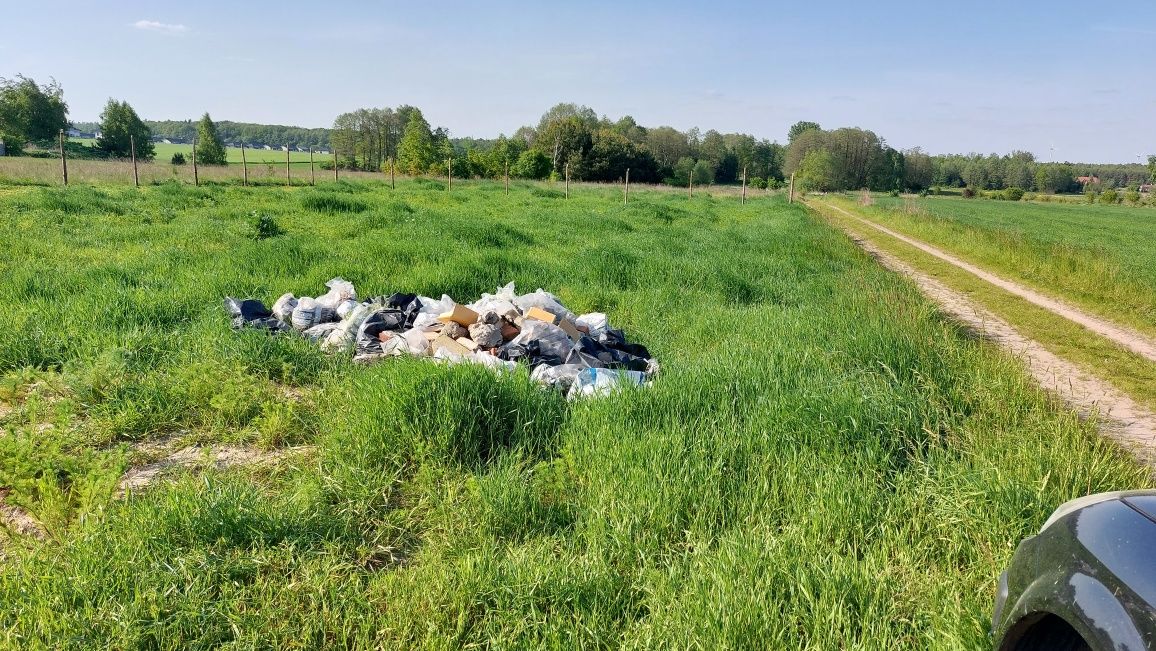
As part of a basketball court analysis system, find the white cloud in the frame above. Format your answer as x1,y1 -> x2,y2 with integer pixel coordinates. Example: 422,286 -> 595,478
132,20 -> 187,34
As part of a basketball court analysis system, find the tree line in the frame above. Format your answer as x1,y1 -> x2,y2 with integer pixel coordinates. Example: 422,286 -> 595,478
331,102 -> 787,186
2,73 -> 1153,191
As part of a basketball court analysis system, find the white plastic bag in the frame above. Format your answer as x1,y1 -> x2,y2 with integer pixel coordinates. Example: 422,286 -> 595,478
417,294 -> 456,315
531,363 -> 584,391
315,277 -> 356,309
567,368 -> 647,399
399,328 -> 430,356
271,293 -> 298,324
291,297 -> 319,330
575,313 -> 609,338
513,289 -> 577,323
468,282 -> 519,316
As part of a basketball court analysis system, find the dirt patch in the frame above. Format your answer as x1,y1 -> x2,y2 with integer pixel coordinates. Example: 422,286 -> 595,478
0,488 -> 48,542
832,221 -> 1156,465
117,444 -> 314,497
821,201 -> 1156,365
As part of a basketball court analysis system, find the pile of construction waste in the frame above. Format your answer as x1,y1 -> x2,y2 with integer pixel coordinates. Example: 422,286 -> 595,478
224,279 -> 657,398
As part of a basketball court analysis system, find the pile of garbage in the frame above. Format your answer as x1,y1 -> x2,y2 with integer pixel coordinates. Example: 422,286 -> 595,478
224,279 -> 658,398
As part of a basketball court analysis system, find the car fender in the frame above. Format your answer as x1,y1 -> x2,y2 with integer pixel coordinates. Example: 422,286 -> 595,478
998,569 -> 1146,651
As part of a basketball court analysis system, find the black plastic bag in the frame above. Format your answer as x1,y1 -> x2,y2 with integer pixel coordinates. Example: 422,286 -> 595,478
224,297 -> 288,332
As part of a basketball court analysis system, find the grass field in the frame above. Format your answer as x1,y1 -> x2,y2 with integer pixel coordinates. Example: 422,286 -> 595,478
861,195 -> 1156,339
0,180 -> 1148,648
73,138 -> 333,164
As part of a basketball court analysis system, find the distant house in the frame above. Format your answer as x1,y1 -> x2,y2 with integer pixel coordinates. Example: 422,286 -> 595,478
1076,176 -> 1100,186
263,145 -> 272,151
66,128 -> 94,139
1141,183 -> 1154,194
162,139 -> 173,144
280,146 -> 289,152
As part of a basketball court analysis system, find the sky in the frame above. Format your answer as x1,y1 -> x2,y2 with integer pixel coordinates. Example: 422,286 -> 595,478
3,1 -> 1154,163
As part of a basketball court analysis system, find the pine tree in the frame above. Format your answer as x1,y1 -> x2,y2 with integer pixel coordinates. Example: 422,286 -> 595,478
397,110 -> 434,175
96,99 -> 154,160
195,113 -> 227,165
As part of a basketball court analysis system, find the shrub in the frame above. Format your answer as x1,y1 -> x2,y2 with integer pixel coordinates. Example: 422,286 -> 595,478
170,153 -> 186,165
888,189 -> 900,197
961,187 -> 975,198
250,213 -> 284,240
1101,189 -> 1118,205
749,177 -> 767,190
767,178 -> 783,190
1085,191 -> 1096,204
1003,187 -> 1024,201
1039,193 -> 1051,202
1125,190 -> 1141,205
917,189 -> 929,197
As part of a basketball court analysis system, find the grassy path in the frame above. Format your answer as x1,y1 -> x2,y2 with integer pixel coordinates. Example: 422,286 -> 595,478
814,198 -> 1156,444
817,207 -> 1156,464
821,201 -> 1156,365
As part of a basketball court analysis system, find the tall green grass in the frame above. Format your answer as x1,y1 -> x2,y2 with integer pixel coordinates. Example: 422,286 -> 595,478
0,180 -> 1148,648
861,195 -> 1156,337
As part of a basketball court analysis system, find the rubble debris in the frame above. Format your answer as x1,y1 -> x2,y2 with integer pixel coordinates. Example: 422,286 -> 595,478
224,280 -> 658,399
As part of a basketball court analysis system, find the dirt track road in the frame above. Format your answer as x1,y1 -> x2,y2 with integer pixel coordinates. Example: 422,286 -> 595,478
816,201 -> 1156,464
820,202 -> 1156,365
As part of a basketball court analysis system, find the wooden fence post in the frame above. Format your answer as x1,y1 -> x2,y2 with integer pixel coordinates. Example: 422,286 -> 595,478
688,173 -> 692,199
564,163 -> 569,198
390,157 -> 395,189
504,160 -> 509,196
789,172 -> 795,203
741,166 -> 747,205
446,158 -> 452,191
624,168 -> 630,205
309,148 -> 315,186
241,142 -> 249,186
285,144 -> 291,187
58,129 -> 68,186
192,138 -> 199,187
130,135 -> 139,187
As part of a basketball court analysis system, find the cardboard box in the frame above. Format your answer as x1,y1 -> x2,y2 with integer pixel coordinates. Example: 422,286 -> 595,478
438,304 -> 480,327
523,306 -> 559,325
557,319 -> 584,341
431,335 -> 470,356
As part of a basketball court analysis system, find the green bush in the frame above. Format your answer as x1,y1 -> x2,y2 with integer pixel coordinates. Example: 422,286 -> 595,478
961,187 -> 975,198
170,153 -> 186,165
1101,189 -> 1118,205
1003,187 -> 1024,201
250,213 -> 284,240
1125,190 -> 1141,205
749,177 -> 767,190
1085,191 -> 1096,204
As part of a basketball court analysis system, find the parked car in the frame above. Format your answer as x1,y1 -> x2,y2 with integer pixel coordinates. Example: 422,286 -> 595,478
992,490 -> 1156,650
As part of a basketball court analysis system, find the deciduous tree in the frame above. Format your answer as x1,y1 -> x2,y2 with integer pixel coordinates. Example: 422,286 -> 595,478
0,75 -> 68,153
96,99 -> 154,160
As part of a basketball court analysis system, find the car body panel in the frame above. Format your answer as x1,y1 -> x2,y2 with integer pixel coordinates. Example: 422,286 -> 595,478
993,493 -> 1156,650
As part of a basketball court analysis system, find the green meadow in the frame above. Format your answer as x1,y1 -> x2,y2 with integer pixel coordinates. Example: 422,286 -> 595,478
0,179 -> 1147,648
867,195 -> 1156,337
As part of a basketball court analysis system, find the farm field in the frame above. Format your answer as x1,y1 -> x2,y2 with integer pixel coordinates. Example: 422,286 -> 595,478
864,195 -> 1156,338
74,138 -> 334,164
0,180 -> 1149,648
